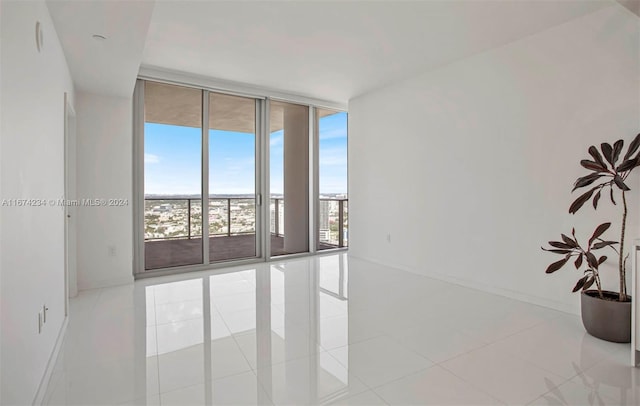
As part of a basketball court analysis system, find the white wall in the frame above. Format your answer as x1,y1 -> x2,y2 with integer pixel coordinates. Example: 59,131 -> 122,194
0,1 -> 75,404
75,92 -> 133,290
349,4 -> 640,315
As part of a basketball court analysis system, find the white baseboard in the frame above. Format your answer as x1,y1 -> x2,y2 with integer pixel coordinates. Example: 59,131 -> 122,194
348,253 -> 580,316
32,316 -> 68,406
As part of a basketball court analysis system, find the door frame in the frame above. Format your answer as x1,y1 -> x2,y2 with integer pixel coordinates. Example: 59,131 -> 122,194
133,80 -> 267,276
63,92 -> 78,316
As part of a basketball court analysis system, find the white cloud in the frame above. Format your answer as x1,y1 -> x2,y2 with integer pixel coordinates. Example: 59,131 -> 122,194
145,153 -> 160,164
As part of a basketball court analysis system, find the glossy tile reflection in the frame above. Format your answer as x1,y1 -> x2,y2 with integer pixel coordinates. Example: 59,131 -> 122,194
44,253 -> 638,405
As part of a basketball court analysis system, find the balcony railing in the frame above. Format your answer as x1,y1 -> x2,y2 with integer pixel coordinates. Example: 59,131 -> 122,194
318,198 -> 348,248
144,197 -> 348,248
144,197 -> 255,241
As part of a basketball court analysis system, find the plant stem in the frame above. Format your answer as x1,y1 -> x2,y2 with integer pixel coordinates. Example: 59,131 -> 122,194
594,272 -> 604,299
620,191 -> 628,302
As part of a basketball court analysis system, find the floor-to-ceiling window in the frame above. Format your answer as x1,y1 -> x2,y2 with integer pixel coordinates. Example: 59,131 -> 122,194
144,82 -> 204,269
208,93 -> 258,262
317,109 -> 348,250
135,79 -> 347,275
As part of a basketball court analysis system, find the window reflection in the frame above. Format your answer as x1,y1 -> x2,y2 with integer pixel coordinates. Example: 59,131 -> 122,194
141,255 -> 353,404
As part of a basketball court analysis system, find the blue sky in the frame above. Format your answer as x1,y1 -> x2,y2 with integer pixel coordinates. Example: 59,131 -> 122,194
144,112 -> 347,196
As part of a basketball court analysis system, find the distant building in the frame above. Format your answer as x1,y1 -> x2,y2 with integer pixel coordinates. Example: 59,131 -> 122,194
319,229 -> 331,243
319,200 -> 330,242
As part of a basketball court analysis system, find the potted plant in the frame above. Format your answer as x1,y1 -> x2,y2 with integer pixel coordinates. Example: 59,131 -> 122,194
542,133 -> 639,343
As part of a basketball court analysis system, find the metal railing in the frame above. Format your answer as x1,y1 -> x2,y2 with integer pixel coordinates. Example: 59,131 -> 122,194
144,197 -> 255,241
144,196 -> 348,248
270,198 -> 284,237
318,198 -> 348,248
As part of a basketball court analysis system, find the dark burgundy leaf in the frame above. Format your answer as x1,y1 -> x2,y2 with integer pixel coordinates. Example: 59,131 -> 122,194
613,175 -> 630,191
569,187 -> 596,214
589,222 -> 611,246
592,240 -> 618,250
586,252 -> 598,269
598,255 -> 607,265
573,275 -> 588,292
545,256 -> 570,274
574,255 -> 583,269
561,234 -> 578,248
601,143 -> 613,165
583,276 -> 595,290
590,146 -> 609,168
548,241 -> 573,249
612,140 -> 624,164
623,133 -> 640,161
616,158 -> 637,172
572,173 -> 603,192
543,249 -> 572,254
580,159 -> 606,172
592,189 -> 601,209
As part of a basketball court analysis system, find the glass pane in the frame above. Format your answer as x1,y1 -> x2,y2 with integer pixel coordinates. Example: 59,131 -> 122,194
317,109 -> 348,250
209,92 -> 257,262
270,101 -> 309,256
144,81 -> 203,270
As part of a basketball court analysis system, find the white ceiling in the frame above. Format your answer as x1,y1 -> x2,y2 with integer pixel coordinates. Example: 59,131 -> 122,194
142,0 -> 611,103
47,0 -> 618,102
47,0 -> 154,97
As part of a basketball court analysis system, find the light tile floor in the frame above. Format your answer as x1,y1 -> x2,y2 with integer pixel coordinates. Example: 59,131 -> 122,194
44,253 -> 638,405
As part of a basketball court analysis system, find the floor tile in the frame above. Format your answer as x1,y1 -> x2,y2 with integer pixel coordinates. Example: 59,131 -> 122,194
155,298 -> 203,325
328,335 -> 433,388
218,305 -> 285,335
158,344 -> 205,393
441,343 -> 567,405
234,324 -> 321,369
374,365 -> 502,405
96,284 -> 137,311
569,350 -> 639,405
327,390 -> 388,405
256,352 -> 368,405
156,318 -> 204,355
160,371 -> 273,406
210,336 -> 253,380
117,395 -> 161,406
528,378 -> 624,406
495,313 -> 615,379
153,279 -> 203,306
387,318 -> 488,363
64,355 -> 158,405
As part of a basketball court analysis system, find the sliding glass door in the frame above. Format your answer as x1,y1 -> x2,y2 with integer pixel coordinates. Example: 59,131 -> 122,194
142,81 -> 260,271
136,79 -> 348,274
208,93 -> 258,262
144,82 -> 203,269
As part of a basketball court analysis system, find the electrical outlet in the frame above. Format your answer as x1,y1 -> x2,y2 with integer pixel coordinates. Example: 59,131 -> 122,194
108,245 -> 116,257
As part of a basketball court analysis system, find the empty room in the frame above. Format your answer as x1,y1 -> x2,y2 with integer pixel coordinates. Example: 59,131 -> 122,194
1,1 -> 640,405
